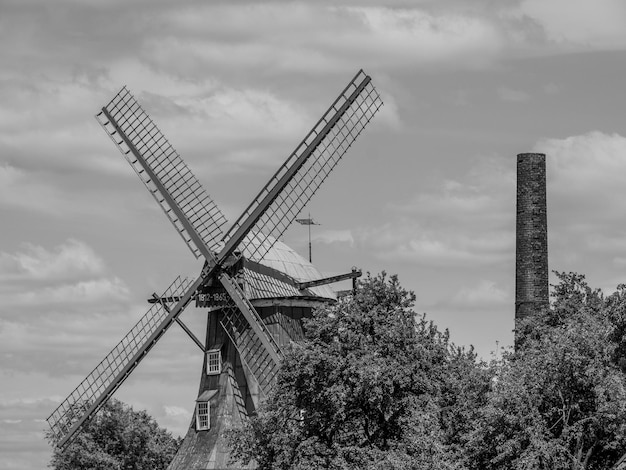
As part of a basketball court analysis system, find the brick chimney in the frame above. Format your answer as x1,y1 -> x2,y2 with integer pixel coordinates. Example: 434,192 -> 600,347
515,153 -> 549,328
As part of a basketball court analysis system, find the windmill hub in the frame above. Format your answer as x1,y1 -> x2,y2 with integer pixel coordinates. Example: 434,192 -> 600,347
47,70 -> 383,469
220,252 -> 243,271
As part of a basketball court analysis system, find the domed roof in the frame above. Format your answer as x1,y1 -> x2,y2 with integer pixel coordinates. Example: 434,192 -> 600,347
239,234 -> 336,303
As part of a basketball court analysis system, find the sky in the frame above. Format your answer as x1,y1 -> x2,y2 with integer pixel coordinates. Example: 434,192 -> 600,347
2,0 -> 626,468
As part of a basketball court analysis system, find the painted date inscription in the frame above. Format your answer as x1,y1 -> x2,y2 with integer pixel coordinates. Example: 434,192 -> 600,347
196,285 -> 230,308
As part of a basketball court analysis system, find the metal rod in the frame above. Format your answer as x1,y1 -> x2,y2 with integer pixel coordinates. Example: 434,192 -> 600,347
297,214 -> 319,263
297,268 -> 362,290
152,293 -> 205,352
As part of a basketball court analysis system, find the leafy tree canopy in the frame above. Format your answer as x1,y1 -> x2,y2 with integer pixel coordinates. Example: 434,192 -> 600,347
465,272 -> 626,470
47,398 -> 181,470
229,271 -> 626,470
228,272 -> 483,470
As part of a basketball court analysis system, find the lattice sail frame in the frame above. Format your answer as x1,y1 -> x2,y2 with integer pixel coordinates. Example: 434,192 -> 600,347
97,89 -> 228,258
224,70 -> 383,262
220,303 -> 279,398
46,276 -> 194,445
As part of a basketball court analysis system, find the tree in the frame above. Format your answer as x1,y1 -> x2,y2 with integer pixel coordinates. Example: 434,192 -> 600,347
47,398 -> 181,470
438,344 -> 493,461
228,272 -> 481,470
229,270 -> 626,469
464,272 -> 626,470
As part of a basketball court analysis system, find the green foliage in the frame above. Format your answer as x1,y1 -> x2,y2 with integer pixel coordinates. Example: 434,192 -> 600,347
228,272 -> 482,470
465,272 -> 626,470
231,270 -> 626,469
47,399 -> 181,470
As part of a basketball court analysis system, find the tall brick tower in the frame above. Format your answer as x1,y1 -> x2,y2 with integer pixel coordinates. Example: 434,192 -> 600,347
515,153 -> 549,327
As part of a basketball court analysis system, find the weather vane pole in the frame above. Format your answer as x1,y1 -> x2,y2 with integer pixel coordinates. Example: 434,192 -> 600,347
296,214 -> 320,262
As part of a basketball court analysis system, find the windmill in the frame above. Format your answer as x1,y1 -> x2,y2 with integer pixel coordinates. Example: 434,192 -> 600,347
46,70 -> 382,467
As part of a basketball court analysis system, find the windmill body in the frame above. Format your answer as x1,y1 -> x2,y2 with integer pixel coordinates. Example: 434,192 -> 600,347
170,237 -> 335,469
46,70 -> 382,467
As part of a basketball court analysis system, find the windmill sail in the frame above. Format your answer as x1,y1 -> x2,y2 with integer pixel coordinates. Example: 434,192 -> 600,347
218,273 -> 282,398
220,304 -> 281,399
50,70 -> 382,455
220,70 -> 382,263
47,276 -> 198,449
212,69 -> 381,398
219,273 -> 282,364
96,88 -> 227,261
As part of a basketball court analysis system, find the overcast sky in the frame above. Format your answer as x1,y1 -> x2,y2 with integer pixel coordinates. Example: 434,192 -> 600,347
2,0 -> 626,468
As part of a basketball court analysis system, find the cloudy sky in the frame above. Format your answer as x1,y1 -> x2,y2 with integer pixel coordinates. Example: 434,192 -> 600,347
3,0 -> 626,467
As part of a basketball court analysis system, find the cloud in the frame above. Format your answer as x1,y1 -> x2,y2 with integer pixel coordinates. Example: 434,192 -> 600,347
315,229 -> 355,246
338,7 -> 504,68
0,395 -> 57,470
0,159 -> 134,219
6,1 -> 604,221
139,86 -> 314,174
0,239 -> 105,282
164,405 -> 190,418
530,131 -> 626,292
2,277 -> 129,308
359,157 -> 515,268
538,131 -> 626,230
372,89 -> 402,130
543,83 -> 560,95
95,3 -> 508,79
0,164 -> 68,215
0,239 -> 130,330
542,131 -> 626,191
519,0 -> 626,49
0,311 -> 201,407
0,395 -> 60,412
0,307 -> 134,376
451,280 -> 509,307
138,86 -> 310,142
498,86 -> 531,102
362,219 -> 513,267
158,404 -> 192,438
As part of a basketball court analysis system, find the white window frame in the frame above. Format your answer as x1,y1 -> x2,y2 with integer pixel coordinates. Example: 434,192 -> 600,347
206,349 -> 221,375
195,401 -> 210,431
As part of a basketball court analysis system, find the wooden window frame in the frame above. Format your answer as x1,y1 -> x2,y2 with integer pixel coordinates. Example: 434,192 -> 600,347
195,401 -> 210,431
206,349 -> 221,375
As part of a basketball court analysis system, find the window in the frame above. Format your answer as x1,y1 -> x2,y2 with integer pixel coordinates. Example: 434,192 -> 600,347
206,349 -> 221,375
195,401 -> 209,431
194,389 -> 217,432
